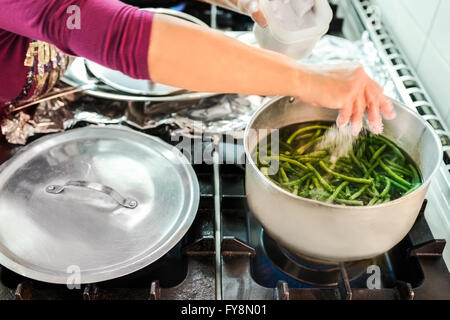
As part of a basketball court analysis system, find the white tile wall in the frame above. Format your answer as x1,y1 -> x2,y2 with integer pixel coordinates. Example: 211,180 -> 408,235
372,0 -> 450,129
429,0 -> 450,67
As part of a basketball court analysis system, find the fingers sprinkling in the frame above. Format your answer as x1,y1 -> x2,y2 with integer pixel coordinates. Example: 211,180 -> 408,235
350,96 -> 365,136
365,91 -> 383,134
336,105 -> 352,128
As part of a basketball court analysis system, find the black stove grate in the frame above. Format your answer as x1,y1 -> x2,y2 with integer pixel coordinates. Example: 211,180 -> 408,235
1,129 -> 449,300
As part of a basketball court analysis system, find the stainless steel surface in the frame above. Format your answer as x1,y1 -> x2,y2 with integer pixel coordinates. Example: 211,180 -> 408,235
62,58 -> 217,102
244,96 -> 442,262
213,151 -> 222,300
46,180 -> 139,209
84,60 -> 183,97
0,126 -> 199,284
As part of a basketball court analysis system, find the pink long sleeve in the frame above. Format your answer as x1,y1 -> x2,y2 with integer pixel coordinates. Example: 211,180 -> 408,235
0,0 -> 154,101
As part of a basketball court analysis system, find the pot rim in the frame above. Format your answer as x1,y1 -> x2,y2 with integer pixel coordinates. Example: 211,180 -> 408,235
244,96 -> 443,210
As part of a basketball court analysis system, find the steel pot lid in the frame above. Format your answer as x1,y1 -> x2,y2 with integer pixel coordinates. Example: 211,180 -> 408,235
85,60 -> 185,96
0,126 -> 199,284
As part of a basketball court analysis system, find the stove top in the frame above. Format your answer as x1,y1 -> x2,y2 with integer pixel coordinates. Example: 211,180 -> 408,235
1,0 -> 450,301
218,164 -> 450,300
1,133 -> 449,300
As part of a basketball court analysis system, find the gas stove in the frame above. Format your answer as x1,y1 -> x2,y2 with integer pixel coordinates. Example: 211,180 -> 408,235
0,143 -> 449,300
1,0 -> 450,300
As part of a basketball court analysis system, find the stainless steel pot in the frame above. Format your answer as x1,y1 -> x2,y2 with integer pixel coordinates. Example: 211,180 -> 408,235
244,96 -> 442,262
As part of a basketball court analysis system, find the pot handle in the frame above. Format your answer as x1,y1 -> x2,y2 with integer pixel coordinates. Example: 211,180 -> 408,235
45,180 -> 138,209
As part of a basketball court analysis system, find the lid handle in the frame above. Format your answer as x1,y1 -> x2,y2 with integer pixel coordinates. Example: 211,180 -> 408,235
46,180 -> 138,209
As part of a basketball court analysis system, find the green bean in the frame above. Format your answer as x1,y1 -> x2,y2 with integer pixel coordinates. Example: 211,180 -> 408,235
409,164 -> 420,185
371,183 -> 380,196
368,197 -> 378,206
370,144 -> 387,164
281,172 -> 313,187
349,148 -> 365,172
335,199 -> 364,206
257,122 -> 421,206
372,135 -> 406,163
294,133 -> 314,141
390,166 -> 413,177
261,167 -> 282,186
366,188 -> 378,197
303,178 -> 311,192
312,129 -> 322,139
361,158 -> 371,169
296,156 -> 323,162
256,152 -> 270,166
264,155 -> 309,171
333,162 -> 354,171
339,157 -> 352,165
350,184 -> 370,200
279,167 -> 289,184
296,136 -> 323,155
306,163 -> 333,192
380,176 -> 391,197
382,176 -> 409,192
327,181 -> 349,203
311,176 -> 321,189
379,160 -> 411,187
279,140 -> 293,151
345,185 -> 351,197
319,161 -> 372,184
357,141 -> 366,159
287,125 -> 330,144
303,150 -> 328,158
384,159 -> 410,172
330,178 -> 343,185
405,183 -> 420,195
280,164 -> 302,178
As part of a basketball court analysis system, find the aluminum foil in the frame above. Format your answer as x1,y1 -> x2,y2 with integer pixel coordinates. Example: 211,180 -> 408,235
303,32 -> 400,100
1,112 -> 35,145
1,31 -> 399,144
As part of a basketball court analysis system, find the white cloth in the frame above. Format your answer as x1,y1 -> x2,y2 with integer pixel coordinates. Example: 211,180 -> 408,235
269,0 -> 316,31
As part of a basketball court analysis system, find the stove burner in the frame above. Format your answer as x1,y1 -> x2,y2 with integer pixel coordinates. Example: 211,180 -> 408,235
261,231 -> 372,287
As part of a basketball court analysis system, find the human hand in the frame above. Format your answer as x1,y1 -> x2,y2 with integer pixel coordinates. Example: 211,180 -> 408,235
236,0 -> 267,27
299,63 -> 396,136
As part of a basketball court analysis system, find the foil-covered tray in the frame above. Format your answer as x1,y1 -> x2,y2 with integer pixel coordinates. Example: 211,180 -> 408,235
61,58 -> 218,102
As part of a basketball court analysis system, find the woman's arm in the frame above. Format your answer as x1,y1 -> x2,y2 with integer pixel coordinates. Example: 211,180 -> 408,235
0,0 -> 393,135
149,14 -> 394,135
149,14 -> 299,96
0,0 -> 153,79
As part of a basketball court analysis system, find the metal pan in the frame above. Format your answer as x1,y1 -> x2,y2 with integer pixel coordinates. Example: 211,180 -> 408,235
0,126 -> 199,284
61,57 -> 217,102
244,96 -> 442,262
